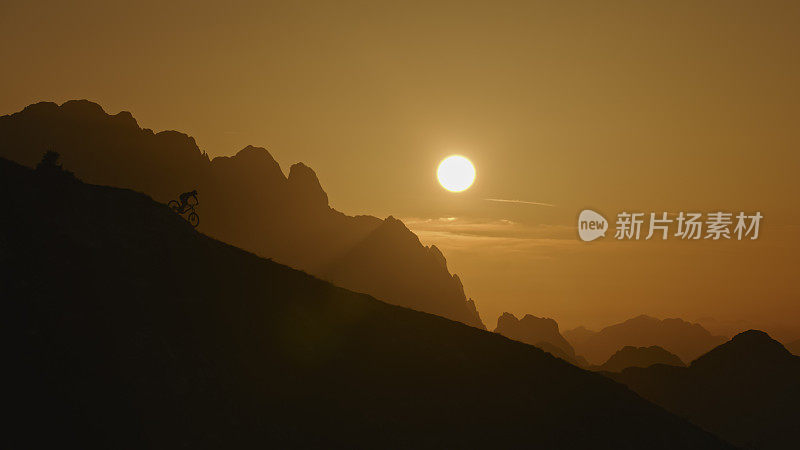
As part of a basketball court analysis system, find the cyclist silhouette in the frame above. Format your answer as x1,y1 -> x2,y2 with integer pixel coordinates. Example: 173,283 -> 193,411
177,189 -> 198,213
168,190 -> 200,228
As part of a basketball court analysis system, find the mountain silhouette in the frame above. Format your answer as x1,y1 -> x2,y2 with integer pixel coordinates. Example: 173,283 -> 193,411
564,315 -> 726,365
562,325 -> 596,342
608,330 -> 800,450
0,156 -> 737,448
597,345 -> 684,373
0,100 -> 484,329
494,313 -> 586,366
321,217 -> 482,326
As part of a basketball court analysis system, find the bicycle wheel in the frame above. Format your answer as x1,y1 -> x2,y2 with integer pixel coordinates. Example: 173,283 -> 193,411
167,200 -> 180,212
188,212 -> 200,228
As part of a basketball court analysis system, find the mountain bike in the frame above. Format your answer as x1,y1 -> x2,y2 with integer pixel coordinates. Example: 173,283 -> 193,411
168,193 -> 200,228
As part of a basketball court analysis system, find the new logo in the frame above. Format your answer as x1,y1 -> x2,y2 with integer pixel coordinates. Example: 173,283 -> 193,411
578,209 -> 607,242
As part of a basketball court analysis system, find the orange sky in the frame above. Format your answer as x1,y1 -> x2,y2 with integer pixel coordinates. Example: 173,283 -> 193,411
2,1 -> 798,336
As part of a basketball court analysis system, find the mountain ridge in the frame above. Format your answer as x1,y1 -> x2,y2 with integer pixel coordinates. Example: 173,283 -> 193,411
597,345 -> 685,373
0,100 -> 485,329
564,315 -> 726,365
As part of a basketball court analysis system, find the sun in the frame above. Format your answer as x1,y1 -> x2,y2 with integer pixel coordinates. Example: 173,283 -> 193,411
437,155 -> 475,192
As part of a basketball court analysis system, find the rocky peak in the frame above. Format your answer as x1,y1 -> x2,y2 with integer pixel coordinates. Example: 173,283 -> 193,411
112,110 -> 139,128
427,245 -> 448,269
18,101 -> 58,117
59,99 -> 108,119
287,162 -> 328,208
210,145 -> 285,186
495,312 -> 576,360
370,216 -> 422,247
496,312 -> 520,330
520,314 -> 560,334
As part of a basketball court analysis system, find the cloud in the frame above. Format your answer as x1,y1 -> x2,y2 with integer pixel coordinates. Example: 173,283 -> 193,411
401,216 -> 575,241
401,218 -> 583,264
485,198 -> 555,207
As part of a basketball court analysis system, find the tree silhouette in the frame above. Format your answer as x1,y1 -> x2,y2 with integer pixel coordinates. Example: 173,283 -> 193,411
37,150 -> 62,170
36,150 -> 75,179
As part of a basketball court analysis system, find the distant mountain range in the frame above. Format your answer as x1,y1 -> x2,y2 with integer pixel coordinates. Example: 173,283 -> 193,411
596,345 -> 684,373
0,100 -> 484,328
494,313 -> 587,366
1,156 -> 737,448
608,330 -> 800,450
695,316 -> 800,345
564,315 -> 726,365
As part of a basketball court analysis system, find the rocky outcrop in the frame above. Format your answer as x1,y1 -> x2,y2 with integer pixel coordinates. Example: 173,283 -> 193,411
323,216 -> 484,328
494,313 -> 580,365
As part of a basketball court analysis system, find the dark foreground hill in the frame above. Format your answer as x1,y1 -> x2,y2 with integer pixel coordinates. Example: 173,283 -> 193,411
0,157 -> 736,449
608,331 -> 800,450
0,100 -> 483,328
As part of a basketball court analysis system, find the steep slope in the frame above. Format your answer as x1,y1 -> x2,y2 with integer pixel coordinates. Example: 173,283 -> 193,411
494,313 -> 583,366
597,346 -> 684,373
1,157 -> 736,449
322,217 -> 483,326
0,100 -> 484,328
608,331 -> 800,450
565,315 -> 726,365
784,339 -> 800,356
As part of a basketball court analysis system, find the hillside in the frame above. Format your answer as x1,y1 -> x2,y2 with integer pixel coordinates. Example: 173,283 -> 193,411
565,315 -> 726,365
597,346 -> 684,373
0,100 -> 484,328
608,331 -> 800,450
0,157 -> 737,448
